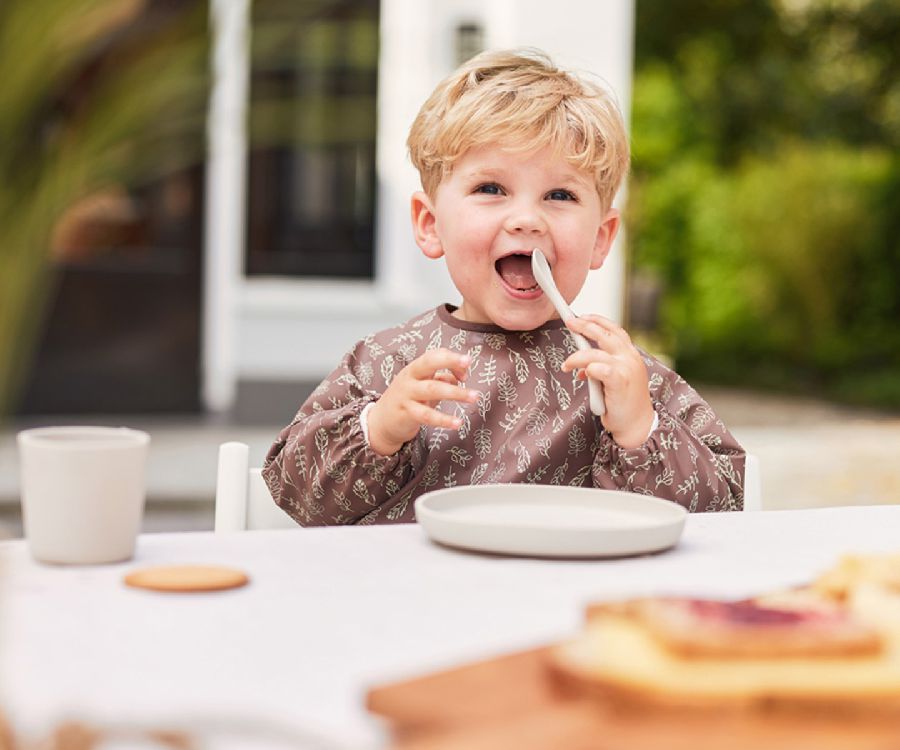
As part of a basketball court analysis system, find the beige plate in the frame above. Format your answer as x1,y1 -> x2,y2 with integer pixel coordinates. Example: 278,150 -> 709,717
415,484 -> 687,558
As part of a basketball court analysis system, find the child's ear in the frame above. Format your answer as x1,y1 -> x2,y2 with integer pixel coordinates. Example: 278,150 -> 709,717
411,191 -> 444,259
590,208 -> 621,270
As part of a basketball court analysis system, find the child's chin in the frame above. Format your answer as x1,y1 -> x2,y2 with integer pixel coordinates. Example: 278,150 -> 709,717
493,307 -> 556,332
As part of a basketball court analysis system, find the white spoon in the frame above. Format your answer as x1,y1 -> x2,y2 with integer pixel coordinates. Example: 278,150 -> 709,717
531,249 -> 606,416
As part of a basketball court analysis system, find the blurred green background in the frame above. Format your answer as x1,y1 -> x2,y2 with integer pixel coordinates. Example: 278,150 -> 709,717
628,0 -> 900,408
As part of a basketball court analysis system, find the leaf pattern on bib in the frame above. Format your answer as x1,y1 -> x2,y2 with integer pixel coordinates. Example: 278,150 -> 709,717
263,305 -> 746,526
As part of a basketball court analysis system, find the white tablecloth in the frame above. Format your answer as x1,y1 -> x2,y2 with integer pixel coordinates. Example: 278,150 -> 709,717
3,505 -> 900,748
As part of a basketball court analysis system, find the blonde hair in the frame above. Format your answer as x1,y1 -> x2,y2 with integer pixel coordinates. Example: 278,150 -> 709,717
407,48 -> 630,210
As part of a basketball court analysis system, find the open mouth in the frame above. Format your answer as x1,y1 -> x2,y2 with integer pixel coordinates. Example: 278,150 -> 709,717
495,253 -> 540,292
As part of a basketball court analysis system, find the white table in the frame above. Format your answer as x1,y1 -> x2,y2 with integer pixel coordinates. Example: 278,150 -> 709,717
3,505 -> 900,748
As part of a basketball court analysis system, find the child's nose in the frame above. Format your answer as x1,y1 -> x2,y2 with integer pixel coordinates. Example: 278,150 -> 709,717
504,207 -> 548,235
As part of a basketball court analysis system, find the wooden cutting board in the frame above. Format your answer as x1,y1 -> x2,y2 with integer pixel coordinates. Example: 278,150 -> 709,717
367,646 -> 900,750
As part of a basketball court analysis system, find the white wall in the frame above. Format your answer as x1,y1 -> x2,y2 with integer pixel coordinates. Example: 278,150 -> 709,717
205,0 -> 635,408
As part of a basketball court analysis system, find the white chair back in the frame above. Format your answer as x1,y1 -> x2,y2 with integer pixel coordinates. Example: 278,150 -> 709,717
743,453 -> 762,511
214,442 -> 297,532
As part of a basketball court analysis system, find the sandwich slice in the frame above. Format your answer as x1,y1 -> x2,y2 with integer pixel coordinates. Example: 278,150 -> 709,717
552,592 -> 900,713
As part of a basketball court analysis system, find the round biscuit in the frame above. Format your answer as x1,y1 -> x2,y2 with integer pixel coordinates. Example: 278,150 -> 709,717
124,565 -> 249,592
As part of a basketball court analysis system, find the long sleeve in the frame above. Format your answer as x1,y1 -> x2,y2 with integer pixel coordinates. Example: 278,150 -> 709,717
261,346 -> 422,526
591,353 -> 745,512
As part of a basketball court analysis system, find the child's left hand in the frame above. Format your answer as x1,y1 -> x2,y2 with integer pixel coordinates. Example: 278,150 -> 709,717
561,315 -> 655,449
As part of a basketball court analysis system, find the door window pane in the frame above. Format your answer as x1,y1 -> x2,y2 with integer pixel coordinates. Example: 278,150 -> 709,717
246,0 -> 379,278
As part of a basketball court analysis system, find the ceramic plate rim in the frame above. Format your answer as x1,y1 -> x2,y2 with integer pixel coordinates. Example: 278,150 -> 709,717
414,484 -> 687,558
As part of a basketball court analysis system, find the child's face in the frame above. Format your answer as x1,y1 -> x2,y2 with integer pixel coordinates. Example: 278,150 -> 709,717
411,144 -> 619,330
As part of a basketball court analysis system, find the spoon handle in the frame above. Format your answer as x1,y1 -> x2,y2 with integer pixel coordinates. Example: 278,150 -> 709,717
570,332 -> 607,417
531,250 -> 606,417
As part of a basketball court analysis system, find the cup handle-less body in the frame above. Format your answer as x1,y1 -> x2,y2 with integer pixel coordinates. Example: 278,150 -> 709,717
17,426 -> 150,564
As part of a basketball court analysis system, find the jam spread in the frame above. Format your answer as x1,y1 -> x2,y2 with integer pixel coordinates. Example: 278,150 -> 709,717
684,598 -> 836,626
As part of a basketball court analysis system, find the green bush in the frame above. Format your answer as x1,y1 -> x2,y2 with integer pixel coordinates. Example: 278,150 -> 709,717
630,0 -> 900,409
629,143 -> 900,406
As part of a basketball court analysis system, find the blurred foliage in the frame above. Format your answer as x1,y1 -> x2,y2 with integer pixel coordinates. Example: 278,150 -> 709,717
629,0 -> 900,408
0,0 -> 209,417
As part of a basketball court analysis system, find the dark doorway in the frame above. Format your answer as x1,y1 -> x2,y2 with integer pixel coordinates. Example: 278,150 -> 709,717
16,167 -> 204,415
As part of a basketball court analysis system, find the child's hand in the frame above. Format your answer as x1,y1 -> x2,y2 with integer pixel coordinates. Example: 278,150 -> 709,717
367,349 -> 478,456
561,315 -> 655,449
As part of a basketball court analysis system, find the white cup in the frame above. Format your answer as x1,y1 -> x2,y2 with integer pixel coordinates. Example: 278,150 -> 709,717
17,426 -> 150,564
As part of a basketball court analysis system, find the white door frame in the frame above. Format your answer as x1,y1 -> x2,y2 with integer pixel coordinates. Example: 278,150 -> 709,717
203,0 -> 634,413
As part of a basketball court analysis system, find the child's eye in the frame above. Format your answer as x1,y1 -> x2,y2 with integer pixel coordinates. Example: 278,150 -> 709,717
546,189 -> 577,202
474,183 -> 505,196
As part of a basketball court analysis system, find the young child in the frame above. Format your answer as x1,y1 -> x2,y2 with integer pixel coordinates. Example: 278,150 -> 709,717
262,49 -> 746,525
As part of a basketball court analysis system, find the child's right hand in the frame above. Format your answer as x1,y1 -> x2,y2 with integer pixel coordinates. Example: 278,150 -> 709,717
366,349 -> 477,456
